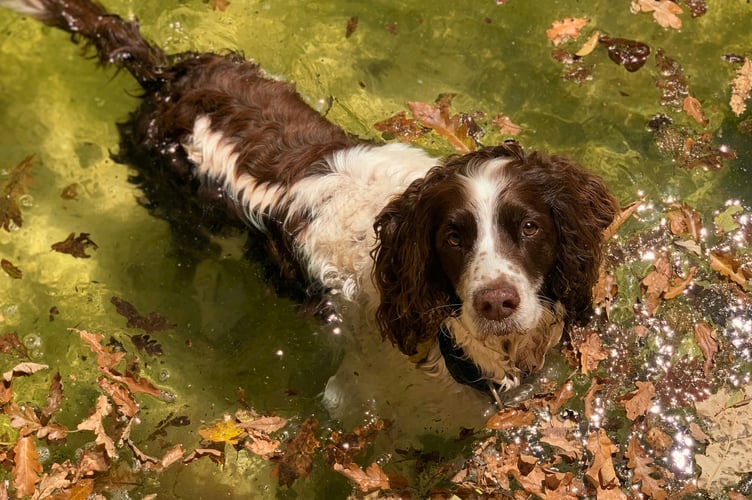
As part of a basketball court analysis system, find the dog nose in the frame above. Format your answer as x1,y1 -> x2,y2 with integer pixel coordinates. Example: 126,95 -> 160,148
473,286 -> 520,320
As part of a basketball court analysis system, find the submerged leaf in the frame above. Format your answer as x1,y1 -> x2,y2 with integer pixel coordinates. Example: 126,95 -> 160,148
0,155 -> 34,232
51,232 -> 98,258
730,58 -> 752,116
545,17 -> 589,46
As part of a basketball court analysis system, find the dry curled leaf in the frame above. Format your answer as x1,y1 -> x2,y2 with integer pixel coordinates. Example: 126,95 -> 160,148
730,58 -> 752,116
585,428 -> 621,492
631,0 -> 683,30
492,113 -> 522,136
3,362 -> 48,382
334,462 -> 390,493
578,330 -> 608,375
627,436 -> 668,500
77,395 -> 116,459
407,95 -> 479,152
274,416 -> 320,487
1,258 -> 22,279
545,17 -> 589,46
683,95 -> 707,125
13,435 -> 43,497
694,322 -> 719,375
575,30 -> 600,57
621,381 -> 657,420
486,407 -> 535,430
709,250 -> 750,289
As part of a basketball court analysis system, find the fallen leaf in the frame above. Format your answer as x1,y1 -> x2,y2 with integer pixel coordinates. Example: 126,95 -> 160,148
373,111 -> 428,142
545,17 -> 589,46
36,422 -> 69,443
578,331 -> 608,375
407,94 -> 480,152
210,0 -> 229,11
492,113 -> 522,136
486,407 -> 535,430
626,436 -> 668,499
539,416 -> 582,458
585,428 -> 621,490
77,394 -> 117,459
34,461 -> 74,499
603,201 -> 641,241
245,434 -> 282,459
76,447 -> 109,476
7,402 -> 42,436
333,462 -> 390,492
547,380 -> 575,414
683,95 -> 707,125
3,362 -> 48,382
631,0 -> 683,30
0,155 -> 34,232
98,377 -> 139,418
274,416 -> 320,487
714,204 -> 743,234
183,448 -> 225,465
709,250 -> 750,289
575,30 -> 600,56
664,265 -> 697,299
51,232 -> 98,258
199,415 -> 246,445
76,330 -> 126,370
641,255 -> 672,315
160,444 -> 185,469
12,436 -> 43,497
667,202 -> 703,239
236,415 -> 288,434
730,58 -> 752,116
621,381 -> 657,420
694,322 -> 719,375
345,16 -> 358,38
1,259 -> 22,279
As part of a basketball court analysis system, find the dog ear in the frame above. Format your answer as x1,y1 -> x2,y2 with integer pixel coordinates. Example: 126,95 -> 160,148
532,154 -> 619,324
371,169 -> 455,358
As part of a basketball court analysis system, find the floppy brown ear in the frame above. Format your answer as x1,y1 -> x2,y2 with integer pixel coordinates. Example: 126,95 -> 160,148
371,168 -> 455,357
530,154 -> 619,324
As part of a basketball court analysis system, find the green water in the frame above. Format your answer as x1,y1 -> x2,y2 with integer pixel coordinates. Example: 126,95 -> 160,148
1,0 -> 751,498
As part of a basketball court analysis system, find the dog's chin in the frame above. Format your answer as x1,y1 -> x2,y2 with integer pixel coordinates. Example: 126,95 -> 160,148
466,308 -> 544,340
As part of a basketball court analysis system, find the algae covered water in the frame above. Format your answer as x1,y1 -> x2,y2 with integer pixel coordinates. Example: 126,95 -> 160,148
1,0 -> 751,498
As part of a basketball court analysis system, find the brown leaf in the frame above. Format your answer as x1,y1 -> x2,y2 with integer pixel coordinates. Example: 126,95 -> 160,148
667,202 -> 703,240
641,255 -> 672,315
709,250 -> 750,289
578,331 -> 608,375
111,296 -> 176,333
51,232 -> 98,258
598,36 -> 651,72
730,58 -> 752,116
585,428 -> 620,490
98,377 -> 139,418
36,422 -> 69,443
12,436 -> 43,497
548,380 -> 575,414
492,113 -> 523,136
683,95 -> 707,125
160,444 -> 185,469
539,416 -> 582,458
245,434 -> 282,459
0,155 -> 35,232
664,265 -> 697,299
76,447 -> 109,476
236,415 -> 288,434
209,0 -> 229,11
545,17 -> 589,46
274,416 -> 320,487
334,462 -> 390,492
407,95 -> 477,153
584,379 -> 605,424
35,461 -> 74,499
77,395 -> 117,459
345,16 -> 358,38
486,407 -> 535,430
1,259 -> 22,279
3,362 -> 48,382
107,371 -> 162,397
631,0 -> 683,29
603,201 -> 641,241
626,436 -> 668,499
7,402 -> 42,436
621,381 -> 657,420
76,329 -> 126,370
694,321 -> 719,375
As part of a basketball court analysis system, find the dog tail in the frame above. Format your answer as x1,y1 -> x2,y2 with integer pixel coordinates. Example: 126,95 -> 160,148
1,0 -> 167,85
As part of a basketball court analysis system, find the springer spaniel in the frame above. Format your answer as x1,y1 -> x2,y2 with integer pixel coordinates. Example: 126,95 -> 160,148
4,0 -> 618,403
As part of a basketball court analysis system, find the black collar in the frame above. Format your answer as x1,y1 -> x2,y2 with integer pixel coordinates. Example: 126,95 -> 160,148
438,323 -> 502,396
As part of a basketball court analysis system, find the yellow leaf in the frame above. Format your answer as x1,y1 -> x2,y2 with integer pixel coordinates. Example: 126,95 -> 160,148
199,416 -> 246,445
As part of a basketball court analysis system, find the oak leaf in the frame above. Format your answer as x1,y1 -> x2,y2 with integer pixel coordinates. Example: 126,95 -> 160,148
545,17 -> 589,46
51,232 -> 98,258
730,58 -> 752,116
333,462 -> 390,493
578,331 -> 608,375
77,395 -> 116,459
539,416 -> 582,458
98,377 -> 139,418
407,94 -> 479,152
7,402 -> 41,436
631,0 -> 683,29
2,362 -> 48,382
621,381 -> 657,420
41,371 -> 64,419
274,417 -> 320,487
694,322 -> 719,375
76,330 -> 126,370
626,436 -> 668,499
183,448 -> 225,465
12,436 -> 43,498
492,113 -> 522,136
585,428 -> 620,491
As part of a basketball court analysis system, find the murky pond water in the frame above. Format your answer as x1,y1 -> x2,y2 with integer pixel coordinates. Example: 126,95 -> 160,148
1,0 -> 751,498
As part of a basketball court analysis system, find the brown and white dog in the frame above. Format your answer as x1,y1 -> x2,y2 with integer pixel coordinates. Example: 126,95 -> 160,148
2,0 -> 617,406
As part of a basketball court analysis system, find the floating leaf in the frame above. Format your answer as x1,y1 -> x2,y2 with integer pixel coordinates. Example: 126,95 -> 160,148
714,204 -> 743,234
199,415 -> 245,445
333,462 -> 390,493
111,296 -> 176,334
2,362 -> 48,382
1,258 -> 22,279
631,0 -> 683,29
694,322 -> 719,375
730,58 -> 752,116
12,435 -> 43,497
683,95 -> 707,125
486,407 -> 534,430
626,436 -> 668,499
621,381 -> 657,420
578,331 -> 608,375
77,395 -> 116,459
51,232 -> 98,258
492,113 -> 523,136
545,17 -> 589,46
709,250 -> 750,289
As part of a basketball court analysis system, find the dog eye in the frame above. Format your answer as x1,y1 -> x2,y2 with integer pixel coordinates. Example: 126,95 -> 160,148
446,232 -> 462,247
521,221 -> 539,237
